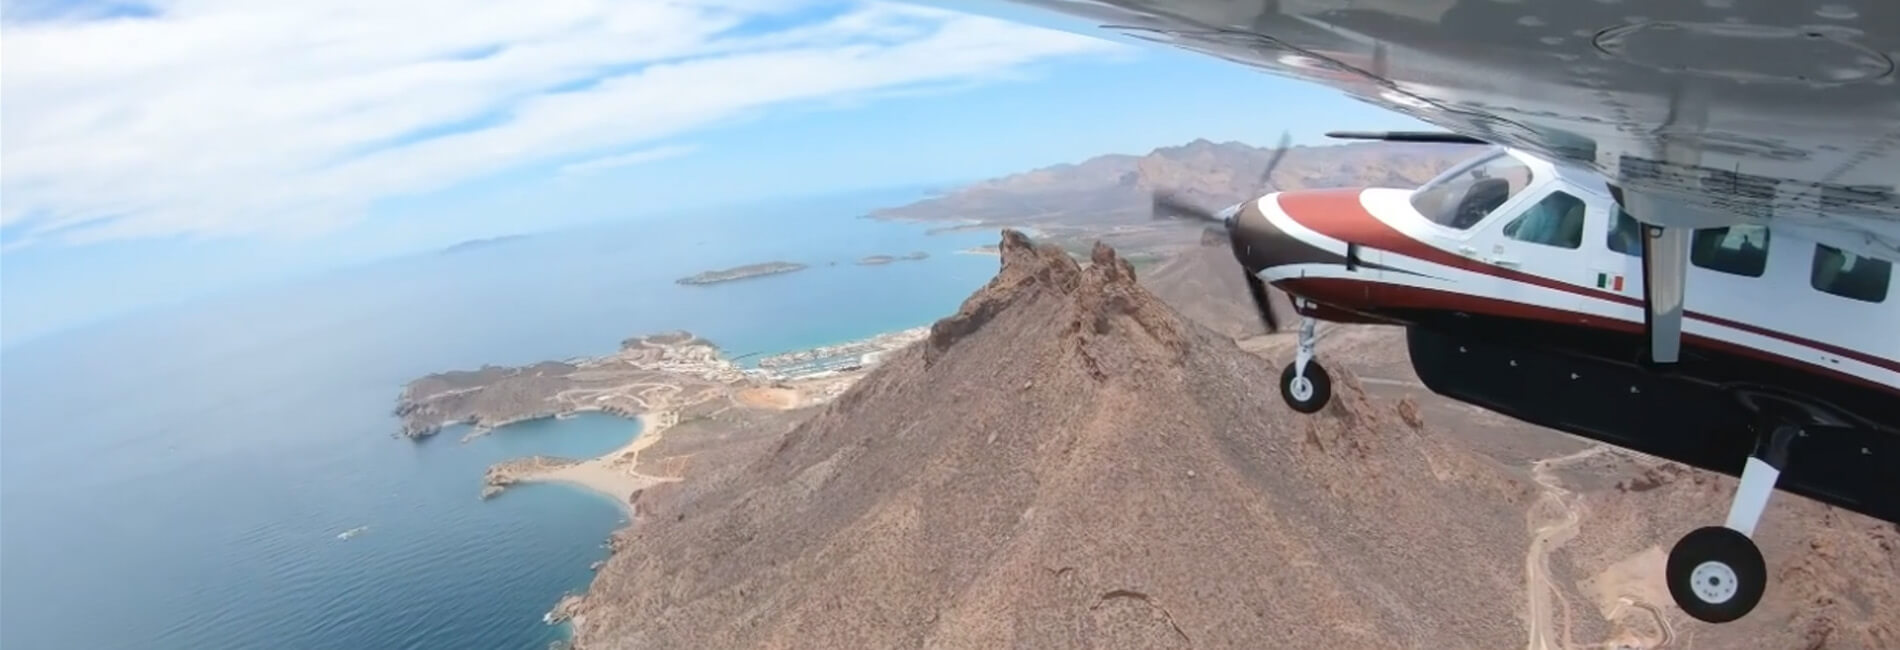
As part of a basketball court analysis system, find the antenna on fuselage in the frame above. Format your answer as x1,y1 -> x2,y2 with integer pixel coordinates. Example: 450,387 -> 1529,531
1324,130 -> 1490,145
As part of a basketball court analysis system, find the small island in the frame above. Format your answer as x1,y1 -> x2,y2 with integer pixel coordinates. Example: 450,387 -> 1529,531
855,251 -> 929,266
676,261 -> 807,285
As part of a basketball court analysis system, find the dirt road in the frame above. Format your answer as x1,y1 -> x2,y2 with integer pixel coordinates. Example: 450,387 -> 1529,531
1525,446 -> 1607,650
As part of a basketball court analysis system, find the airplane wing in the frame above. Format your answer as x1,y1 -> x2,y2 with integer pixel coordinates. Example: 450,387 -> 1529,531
998,0 -> 1900,261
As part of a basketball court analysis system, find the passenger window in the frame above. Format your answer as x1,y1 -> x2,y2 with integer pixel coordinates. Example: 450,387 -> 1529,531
1811,245 -> 1891,303
1501,191 -> 1585,249
1690,226 -> 1770,277
1607,208 -> 1643,257
1408,152 -> 1534,231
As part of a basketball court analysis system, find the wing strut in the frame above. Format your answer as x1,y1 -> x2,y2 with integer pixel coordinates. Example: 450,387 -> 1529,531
1631,80 -> 1706,367
1618,182 -> 1690,366
1641,225 -> 1690,364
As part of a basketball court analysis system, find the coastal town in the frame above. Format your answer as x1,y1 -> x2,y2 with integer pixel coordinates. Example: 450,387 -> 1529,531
754,327 -> 929,377
395,326 -> 933,503
391,331 -> 744,440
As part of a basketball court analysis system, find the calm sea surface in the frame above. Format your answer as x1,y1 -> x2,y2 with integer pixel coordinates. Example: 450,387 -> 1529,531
0,187 -> 1001,649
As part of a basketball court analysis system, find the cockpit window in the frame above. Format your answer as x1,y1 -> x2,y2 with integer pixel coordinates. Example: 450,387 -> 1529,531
1501,191 -> 1585,249
1408,152 -> 1533,230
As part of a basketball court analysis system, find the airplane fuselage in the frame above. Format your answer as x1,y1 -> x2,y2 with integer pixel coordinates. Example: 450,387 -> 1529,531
998,0 -> 1900,624
1246,157 -> 1898,395
1234,148 -> 1900,525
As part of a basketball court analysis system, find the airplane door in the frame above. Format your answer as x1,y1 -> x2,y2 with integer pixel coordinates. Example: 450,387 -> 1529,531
1465,188 -> 1593,317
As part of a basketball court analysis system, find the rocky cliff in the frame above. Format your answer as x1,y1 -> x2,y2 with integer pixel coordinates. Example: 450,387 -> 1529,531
561,230 -> 1539,648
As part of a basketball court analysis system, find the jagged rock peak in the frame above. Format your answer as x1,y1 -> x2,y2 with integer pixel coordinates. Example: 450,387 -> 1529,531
997,227 -> 1076,281
925,229 -> 1076,364
925,229 -> 1185,370
1088,240 -> 1137,284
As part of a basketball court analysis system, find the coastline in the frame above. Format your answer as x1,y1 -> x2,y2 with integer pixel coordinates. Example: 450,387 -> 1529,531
483,412 -> 682,512
463,325 -> 925,512
462,326 -> 923,638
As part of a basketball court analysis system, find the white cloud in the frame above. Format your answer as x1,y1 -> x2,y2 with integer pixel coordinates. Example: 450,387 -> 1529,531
558,144 -> 700,176
0,0 -> 1120,246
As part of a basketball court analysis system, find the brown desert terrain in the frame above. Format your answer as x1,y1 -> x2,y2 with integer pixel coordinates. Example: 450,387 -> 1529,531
541,230 -> 1898,649
559,231 -> 1540,648
409,135 -> 1896,648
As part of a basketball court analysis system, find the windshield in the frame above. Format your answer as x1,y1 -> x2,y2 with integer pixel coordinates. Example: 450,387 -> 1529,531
1409,150 -> 1534,230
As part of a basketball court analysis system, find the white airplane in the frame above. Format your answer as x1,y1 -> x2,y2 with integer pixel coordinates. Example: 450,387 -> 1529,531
1002,0 -> 1900,625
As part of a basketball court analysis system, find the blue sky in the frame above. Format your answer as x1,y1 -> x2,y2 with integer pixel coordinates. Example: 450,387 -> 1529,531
0,0 -> 1430,346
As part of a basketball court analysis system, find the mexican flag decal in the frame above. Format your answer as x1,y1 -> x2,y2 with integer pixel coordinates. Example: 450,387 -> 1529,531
1594,271 -> 1626,292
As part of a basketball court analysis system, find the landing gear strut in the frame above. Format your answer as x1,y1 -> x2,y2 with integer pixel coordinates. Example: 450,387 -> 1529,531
1279,314 -> 1332,413
1666,423 -> 1796,623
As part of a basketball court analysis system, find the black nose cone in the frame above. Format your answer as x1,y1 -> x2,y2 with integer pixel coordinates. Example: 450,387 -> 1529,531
1228,194 -> 1343,273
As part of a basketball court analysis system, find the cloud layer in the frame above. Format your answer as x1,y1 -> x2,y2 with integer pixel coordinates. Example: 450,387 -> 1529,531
1,0 -> 1117,246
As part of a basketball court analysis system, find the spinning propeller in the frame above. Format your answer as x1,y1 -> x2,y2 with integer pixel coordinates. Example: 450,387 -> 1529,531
1149,131 -> 1294,332
1147,128 -> 1487,332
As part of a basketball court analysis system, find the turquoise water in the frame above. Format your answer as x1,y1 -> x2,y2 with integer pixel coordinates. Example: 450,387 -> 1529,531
0,187 -> 1001,650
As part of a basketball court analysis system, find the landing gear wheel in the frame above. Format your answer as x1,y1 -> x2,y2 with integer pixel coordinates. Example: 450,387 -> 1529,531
1666,526 -> 1767,624
1279,360 -> 1332,414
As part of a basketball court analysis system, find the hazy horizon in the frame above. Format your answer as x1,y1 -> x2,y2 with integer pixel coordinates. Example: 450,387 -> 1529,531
0,185 -> 1011,649
1,0 -> 1431,345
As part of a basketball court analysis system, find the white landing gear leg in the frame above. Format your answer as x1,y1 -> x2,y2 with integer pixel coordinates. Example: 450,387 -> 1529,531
1666,424 -> 1794,623
1278,311 -> 1332,414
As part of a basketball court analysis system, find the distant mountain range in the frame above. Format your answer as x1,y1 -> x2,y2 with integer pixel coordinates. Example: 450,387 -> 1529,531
870,138 -> 1464,338
872,139 -> 1475,229
439,233 -> 533,254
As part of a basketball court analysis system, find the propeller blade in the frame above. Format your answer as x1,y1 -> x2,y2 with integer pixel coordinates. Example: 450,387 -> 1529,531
1151,191 -> 1225,224
1324,130 -> 1489,145
1242,271 -> 1279,332
1254,130 -> 1293,196
1152,130 -> 1294,227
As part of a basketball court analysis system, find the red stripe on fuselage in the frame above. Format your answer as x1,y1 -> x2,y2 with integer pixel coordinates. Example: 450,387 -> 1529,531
1270,189 -> 1900,375
1278,276 -> 1900,396
1275,189 -> 1645,305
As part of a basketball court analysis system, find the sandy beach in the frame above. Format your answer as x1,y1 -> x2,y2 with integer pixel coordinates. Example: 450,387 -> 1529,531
483,412 -> 683,511
459,324 -> 929,519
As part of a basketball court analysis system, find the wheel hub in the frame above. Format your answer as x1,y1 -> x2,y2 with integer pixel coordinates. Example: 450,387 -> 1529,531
1289,376 -> 1314,402
1689,561 -> 1740,604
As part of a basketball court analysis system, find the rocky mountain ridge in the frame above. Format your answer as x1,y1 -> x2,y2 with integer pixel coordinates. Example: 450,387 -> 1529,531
560,230 -> 1540,648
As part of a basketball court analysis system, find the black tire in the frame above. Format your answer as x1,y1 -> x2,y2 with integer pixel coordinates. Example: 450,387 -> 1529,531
1666,526 -> 1768,624
1279,360 -> 1332,414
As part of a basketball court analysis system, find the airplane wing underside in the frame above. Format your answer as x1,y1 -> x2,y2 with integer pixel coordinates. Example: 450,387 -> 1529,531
1001,0 -> 1900,260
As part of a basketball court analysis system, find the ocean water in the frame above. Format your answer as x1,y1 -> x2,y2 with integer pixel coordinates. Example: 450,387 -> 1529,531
0,187 -> 1003,650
